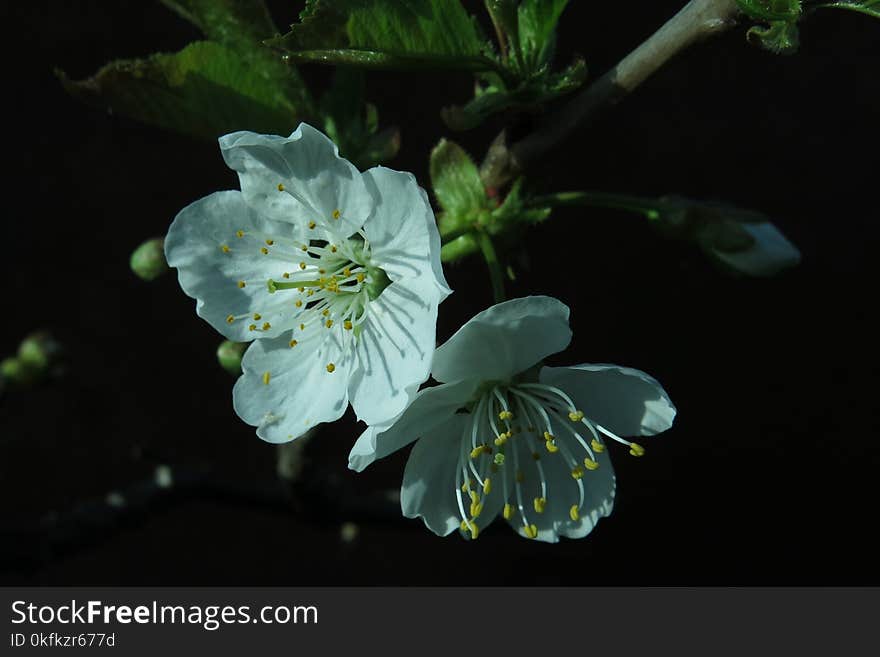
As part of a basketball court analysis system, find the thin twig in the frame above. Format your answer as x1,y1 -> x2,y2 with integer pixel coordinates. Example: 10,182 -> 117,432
480,0 -> 741,189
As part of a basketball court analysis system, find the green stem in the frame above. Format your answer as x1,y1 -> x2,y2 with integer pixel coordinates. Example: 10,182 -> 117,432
530,191 -> 665,220
475,231 -> 506,303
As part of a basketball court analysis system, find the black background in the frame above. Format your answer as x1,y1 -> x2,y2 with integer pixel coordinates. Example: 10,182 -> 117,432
2,1 -> 878,585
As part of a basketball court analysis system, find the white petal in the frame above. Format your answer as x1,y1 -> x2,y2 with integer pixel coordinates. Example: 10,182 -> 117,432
232,328 -> 353,443
347,378 -> 479,471
348,278 -> 441,427
432,296 -> 572,384
400,414 -> 470,537
361,167 -> 451,294
540,364 -> 676,437
165,191 -> 309,341
510,417 -> 616,543
712,222 -> 801,277
219,124 -> 372,240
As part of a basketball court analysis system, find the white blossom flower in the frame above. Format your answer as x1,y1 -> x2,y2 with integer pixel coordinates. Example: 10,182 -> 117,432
349,296 -> 676,542
165,124 -> 450,442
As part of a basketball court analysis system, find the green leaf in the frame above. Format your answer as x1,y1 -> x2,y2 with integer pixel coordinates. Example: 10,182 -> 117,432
430,139 -> 487,218
517,0 -> 569,73
492,178 -> 552,226
811,1 -> 880,18
158,0 -> 277,47
58,41 -> 307,140
268,0 -> 500,74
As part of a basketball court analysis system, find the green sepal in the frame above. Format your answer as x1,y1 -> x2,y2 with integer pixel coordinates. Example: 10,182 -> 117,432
746,20 -> 801,54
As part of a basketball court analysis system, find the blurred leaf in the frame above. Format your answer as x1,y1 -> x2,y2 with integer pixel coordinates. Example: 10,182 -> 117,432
320,68 -> 399,168
811,1 -> 880,18
158,0 -> 277,47
268,0 -> 500,74
59,41 -> 308,140
430,139 -> 487,217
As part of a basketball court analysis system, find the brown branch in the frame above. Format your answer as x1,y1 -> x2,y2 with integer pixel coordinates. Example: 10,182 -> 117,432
480,0 -> 742,189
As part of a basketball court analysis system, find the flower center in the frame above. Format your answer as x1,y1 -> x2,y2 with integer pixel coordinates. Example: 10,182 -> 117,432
221,212 -> 391,349
455,382 -> 645,540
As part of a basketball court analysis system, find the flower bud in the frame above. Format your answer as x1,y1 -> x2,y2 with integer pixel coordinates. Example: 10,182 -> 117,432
130,237 -> 168,281
18,331 -> 61,370
216,340 -> 247,375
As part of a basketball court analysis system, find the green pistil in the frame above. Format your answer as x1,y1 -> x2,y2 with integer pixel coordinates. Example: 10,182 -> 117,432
267,279 -> 323,293
364,268 -> 391,300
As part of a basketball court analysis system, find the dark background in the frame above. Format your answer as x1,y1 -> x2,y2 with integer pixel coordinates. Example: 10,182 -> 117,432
2,1 -> 878,585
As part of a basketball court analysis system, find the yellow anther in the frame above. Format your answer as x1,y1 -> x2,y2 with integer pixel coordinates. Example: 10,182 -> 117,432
343,267 -> 351,277
325,319 -> 333,328
299,262 -> 307,270
583,458 -> 599,471
299,323 -> 305,330
248,324 -> 256,331
494,434 -> 507,447
515,470 -> 524,484
262,322 -> 271,331
470,445 -> 486,459
301,244 -> 308,252
236,230 -> 244,238
308,221 -> 316,229
332,209 -> 341,219
265,239 -> 274,246
523,524 -> 538,540
295,300 -> 303,308
307,290 -> 315,297
282,272 -> 290,279
571,466 -> 585,480
326,363 -> 336,373
629,442 -> 645,457
498,410 -> 513,421
277,183 -> 285,192
260,247 -> 269,255
289,340 -> 298,348
543,431 -> 554,442
330,245 -> 337,253
262,371 -> 271,385
470,501 -> 483,518
298,286 -> 305,293
460,519 -> 479,540
569,505 -> 580,522
533,497 -> 546,514
482,478 -> 492,495
503,504 -> 514,520
220,244 -> 230,253
569,410 -> 584,422
545,441 -> 559,454
237,280 -> 246,288
344,320 -> 353,331
226,315 -> 235,324
253,313 -> 262,320
319,269 -> 327,275
591,439 -> 605,453
321,308 -> 329,316
356,272 -> 365,283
